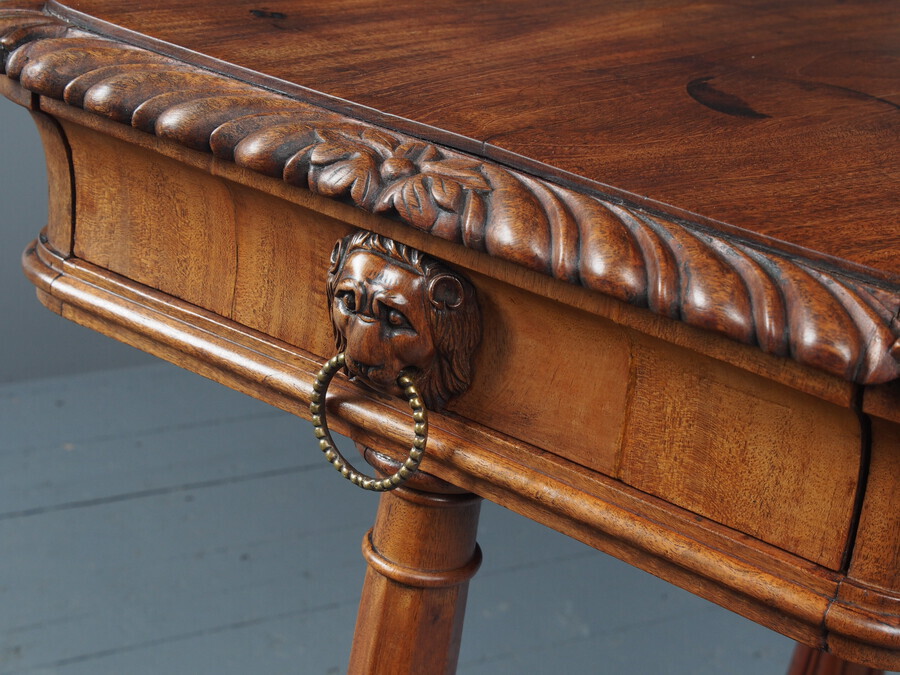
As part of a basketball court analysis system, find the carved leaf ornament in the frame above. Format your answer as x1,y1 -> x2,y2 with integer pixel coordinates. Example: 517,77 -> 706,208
2,9 -> 898,384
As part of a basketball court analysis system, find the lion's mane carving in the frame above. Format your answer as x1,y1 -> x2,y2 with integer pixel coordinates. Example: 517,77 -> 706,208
326,231 -> 481,411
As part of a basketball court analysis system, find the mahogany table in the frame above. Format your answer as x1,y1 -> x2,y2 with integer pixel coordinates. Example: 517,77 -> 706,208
1,1 -> 898,673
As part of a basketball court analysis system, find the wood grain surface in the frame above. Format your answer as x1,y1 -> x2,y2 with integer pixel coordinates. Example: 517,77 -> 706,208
47,0 -> 900,278
2,1 -> 899,669
20,237 -> 900,668
1,6 -> 898,385
349,486 -> 482,674
49,120 -> 866,570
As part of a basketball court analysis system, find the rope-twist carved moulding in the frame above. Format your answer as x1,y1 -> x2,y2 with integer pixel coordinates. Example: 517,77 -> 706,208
1,8 -> 898,384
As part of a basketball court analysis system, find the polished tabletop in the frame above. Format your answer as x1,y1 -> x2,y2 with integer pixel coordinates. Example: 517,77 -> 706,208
52,0 -> 900,278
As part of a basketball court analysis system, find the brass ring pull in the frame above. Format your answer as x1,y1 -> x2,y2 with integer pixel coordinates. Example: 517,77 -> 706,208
310,352 -> 428,491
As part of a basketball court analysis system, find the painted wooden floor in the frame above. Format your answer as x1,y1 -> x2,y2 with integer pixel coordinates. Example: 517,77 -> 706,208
0,363 -> 805,674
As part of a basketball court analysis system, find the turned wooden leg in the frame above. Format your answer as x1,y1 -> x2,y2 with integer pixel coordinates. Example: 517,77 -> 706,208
788,644 -> 884,675
348,446 -> 482,675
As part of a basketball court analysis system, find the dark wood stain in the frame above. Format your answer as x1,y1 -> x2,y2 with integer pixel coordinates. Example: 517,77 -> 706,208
686,77 -> 770,119
249,8 -> 286,19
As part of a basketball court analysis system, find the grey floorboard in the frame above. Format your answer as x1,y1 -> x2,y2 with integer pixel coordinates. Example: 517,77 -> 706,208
2,363 -> 872,673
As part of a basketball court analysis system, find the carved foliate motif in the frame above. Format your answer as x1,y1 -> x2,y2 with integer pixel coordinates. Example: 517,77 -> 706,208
326,232 -> 481,411
1,8 -> 898,383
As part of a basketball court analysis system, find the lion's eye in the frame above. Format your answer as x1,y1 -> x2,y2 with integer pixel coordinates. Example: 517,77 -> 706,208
337,291 -> 356,312
386,309 -> 408,328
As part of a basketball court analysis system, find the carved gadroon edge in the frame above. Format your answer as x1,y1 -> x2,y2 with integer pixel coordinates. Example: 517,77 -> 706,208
2,8 -> 898,384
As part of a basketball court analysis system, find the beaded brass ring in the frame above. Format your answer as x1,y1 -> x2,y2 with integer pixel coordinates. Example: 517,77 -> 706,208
310,353 -> 428,491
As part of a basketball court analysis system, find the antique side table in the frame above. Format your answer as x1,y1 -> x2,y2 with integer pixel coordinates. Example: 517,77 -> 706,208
1,1 -> 898,673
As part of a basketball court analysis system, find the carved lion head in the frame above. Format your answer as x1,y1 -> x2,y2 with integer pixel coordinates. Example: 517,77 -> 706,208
326,231 -> 481,411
